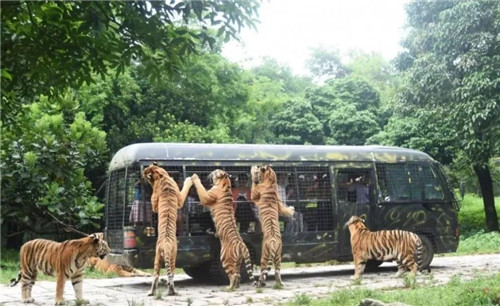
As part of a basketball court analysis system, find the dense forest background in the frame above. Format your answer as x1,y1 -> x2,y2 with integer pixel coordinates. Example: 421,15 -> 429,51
1,0 -> 499,245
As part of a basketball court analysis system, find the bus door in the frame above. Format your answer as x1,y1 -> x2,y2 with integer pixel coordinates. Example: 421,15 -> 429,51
333,163 -> 376,259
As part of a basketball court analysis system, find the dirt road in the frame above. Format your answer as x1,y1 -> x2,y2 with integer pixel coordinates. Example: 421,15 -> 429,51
2,253 -> 499,306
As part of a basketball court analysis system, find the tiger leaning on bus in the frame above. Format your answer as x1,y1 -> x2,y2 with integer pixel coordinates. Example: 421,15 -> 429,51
250,164 -> 295,288
143,163 -> 193,296
346,215 -> 429,280
9,233 -> 110,305
191,169 -> 257,290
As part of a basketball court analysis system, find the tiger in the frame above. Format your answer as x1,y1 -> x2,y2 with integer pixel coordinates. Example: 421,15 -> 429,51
250,164 -> 295,288
86,257 -> 151,277
9,232 -> 110,305
143,163 -> 192,296
191,169 -> 256,290
346,215 -> 426,280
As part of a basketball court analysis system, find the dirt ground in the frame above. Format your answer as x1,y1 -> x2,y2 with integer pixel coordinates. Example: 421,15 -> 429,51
2,253 -> 500,306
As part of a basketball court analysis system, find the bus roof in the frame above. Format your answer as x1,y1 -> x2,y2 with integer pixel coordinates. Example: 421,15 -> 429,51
108,143 -> 435,171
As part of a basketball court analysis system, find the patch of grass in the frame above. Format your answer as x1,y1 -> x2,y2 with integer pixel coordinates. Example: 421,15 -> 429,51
457,230 -> 500,254
291,293 -> 312,305
255,287 -> 263,293
289,273 -> 500,306
458,194 -> 500,238
402,274 -> 416,289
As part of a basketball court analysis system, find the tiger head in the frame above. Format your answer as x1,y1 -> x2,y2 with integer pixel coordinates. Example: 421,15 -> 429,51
88,232 -> 110,260
208,169 -> 231,190
143,163 -> 170,187
345,216 -> 367,232
251,164 -> 276,185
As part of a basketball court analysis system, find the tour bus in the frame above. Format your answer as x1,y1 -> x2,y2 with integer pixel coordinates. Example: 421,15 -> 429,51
104,143 -> 460,282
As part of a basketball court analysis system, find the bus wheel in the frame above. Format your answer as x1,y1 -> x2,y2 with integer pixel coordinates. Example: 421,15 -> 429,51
183,262 -> 211,282
418,235 -> 434,269
365,260 -> 383,270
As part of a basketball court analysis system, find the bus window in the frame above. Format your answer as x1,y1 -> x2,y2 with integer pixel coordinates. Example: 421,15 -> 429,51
336,169 -> 371,204
293,167 -> 332,232
420,164 -> 445,200
185,166 -> 216,236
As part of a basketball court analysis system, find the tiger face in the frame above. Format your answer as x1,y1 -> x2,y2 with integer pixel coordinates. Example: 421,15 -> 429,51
251,164 -> 276,185
207,169 -> 231,190
143,163 -> 169,187
89,233 -> 110,260
345,216 -> 366,231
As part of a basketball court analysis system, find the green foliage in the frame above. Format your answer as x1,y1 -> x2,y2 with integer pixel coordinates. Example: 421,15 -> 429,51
1,1 -> 260,101
1,94 -> 107,232
367,108 -> 457,164
458,195 -> 500,238
271,100 -> 324,145
306,47 -> 350,81
291,293 -> 312,305
458,230 -> 500,254
327,105 -> 380,145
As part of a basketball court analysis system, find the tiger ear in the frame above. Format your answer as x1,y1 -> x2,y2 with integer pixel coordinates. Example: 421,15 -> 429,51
153,161 -> 158,166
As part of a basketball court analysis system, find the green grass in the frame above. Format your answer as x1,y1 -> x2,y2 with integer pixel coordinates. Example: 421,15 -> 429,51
458,194 -> 500,238
287,273 -> 500,306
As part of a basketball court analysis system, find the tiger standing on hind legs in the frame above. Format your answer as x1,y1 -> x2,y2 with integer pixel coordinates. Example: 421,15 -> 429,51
191,169 -> 257,290
346,215 -> 428,280
143,163 -> 193,296
250,165 -> 295,288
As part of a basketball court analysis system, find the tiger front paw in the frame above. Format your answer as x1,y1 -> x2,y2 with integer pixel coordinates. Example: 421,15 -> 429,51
191,174 -> 199,182
55,299 -> 65,305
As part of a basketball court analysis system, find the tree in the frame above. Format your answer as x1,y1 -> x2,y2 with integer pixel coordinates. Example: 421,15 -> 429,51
235,58 -> 313,143
398,0 -> 500,231
270,100 -> 324,145
305,76 -> 381,142
306,47 -> 350,82
1,0 -> 260,121
367,108 -> 457,164
1,94 -> 107,237
327,105 -> 380,145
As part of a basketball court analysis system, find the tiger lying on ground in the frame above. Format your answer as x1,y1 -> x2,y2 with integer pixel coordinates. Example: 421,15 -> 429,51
191,169 -> 257,290
250,164 -> 295,288
346,215 -> 427,280
10,233 -> 110,305
86,257 -> 151,277
143,163 -> 192,296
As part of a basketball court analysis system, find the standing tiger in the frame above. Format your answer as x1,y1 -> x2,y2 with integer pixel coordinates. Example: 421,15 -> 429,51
250,164 -> 295,288
9,233 -> 110,305
346,215 -> 426,280
191,170 -> 256,290
143,163 -> 192,296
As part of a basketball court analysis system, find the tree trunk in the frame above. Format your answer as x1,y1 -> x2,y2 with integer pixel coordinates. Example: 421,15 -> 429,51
473,164 -> 499,232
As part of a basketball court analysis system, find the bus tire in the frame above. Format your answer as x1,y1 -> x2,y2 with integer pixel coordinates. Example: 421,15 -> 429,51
418,235 -> 434,269
365,260 -> 383,270
183,262 -> 211,282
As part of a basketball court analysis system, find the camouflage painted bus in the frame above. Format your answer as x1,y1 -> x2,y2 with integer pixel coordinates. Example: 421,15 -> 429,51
104,143 -> 460,281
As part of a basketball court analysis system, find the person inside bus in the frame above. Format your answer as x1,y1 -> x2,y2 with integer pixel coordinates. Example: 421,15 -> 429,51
186,186 -> 215,235
277,172 -> 302,233
233,173 -> 259,233
129,178 -> 152,226
347,175 -> 370,204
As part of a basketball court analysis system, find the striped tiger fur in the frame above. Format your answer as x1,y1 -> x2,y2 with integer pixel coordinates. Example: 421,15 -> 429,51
250,164 -> 295,288
143,164 -> 192,296
191,169 -> 256,290
346,215 -> 426,280
9,233 -> 109,305
86,257 -> 151,277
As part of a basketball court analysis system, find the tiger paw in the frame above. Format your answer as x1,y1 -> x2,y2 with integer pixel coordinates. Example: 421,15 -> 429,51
21,297 -> 34,303
350,275 -> 360,280
55,299 -> 65,305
